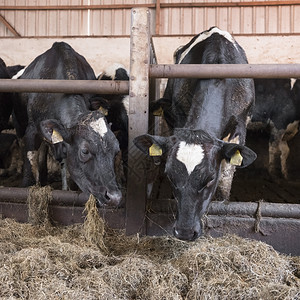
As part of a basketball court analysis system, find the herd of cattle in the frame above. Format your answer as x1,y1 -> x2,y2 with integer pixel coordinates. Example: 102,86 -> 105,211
0,26 -> 299,240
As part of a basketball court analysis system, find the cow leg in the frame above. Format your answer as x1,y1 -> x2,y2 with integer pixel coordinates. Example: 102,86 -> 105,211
278,120 -> 299,180
215,161 -> 235,202
279,140 -> 290,180
268,127 -> 282,179
21,125 -> 40,187
61,159 -> 68,190
38,142 -> 49,186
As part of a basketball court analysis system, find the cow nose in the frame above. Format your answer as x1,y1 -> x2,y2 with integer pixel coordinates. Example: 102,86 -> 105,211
173,227 -> 201,241
104,190 -> 122,207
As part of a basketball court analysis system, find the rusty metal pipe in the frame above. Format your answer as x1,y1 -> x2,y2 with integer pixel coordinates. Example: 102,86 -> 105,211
149,64 -> 300,78
209,201 -> 300,219
0,187 -> 88,206
0,187 -> 299,219
0,79 -> 129,94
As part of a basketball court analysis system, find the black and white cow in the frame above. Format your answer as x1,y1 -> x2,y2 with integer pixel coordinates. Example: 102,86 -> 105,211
248,78 -> 300,180
6,64 -> 25,79
134,27 -> 257,241
13,42 -> 122,206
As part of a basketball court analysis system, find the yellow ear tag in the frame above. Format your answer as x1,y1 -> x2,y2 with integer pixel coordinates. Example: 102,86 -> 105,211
153,106 -> 164,117
99,106 -> 108,116
230,150 -> 243,166
149,144 -> 162,156
51,129 -> 63,144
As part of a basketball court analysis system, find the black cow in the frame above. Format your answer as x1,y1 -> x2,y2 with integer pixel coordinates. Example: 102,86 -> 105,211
248,78 -> 300,179
0,58 -> 14,133
13,42 -> 122,206
91,64 -> 129,186
93,63 -> 129,155
134,27 -> 257,241
0,132 -> 22,177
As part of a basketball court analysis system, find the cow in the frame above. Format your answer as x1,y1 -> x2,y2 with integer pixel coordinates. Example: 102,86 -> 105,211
0,132 -> 22,177
91,64 -> 129,188
0,58 -> 14,133
93,63 -> 129,157
6,65 -> 25,79
12,42 -> 122,206
134,27 -> 257,241
247,78 -> 300,180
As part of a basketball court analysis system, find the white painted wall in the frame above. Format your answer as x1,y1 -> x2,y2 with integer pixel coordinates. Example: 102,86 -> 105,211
153,35 -> 300,64
0,37 -> 130,76
0,35 -> 300,75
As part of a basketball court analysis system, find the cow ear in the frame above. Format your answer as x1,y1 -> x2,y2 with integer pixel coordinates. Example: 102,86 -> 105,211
89,96 -> 109,116
133,134 -> 171,157
150,98 -> 170,117
150,98 -> 176,129
40,119 -> 70,144
222,143 -> 257,168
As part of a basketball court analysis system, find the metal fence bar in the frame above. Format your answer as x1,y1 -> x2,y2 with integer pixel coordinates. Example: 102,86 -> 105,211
0,187 -> 88,206
1,64 -> 299,95
0,79 -> 129,94
149,64 -> 300,78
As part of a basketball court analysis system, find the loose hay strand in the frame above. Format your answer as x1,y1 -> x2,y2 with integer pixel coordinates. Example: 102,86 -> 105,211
27,185 -> 52,226
83,194 -> 107,253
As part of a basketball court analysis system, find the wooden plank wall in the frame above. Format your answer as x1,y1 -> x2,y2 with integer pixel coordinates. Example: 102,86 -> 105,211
0,0 -> 299,37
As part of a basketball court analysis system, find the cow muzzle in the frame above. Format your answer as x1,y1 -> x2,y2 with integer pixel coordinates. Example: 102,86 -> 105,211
92,187 -> 122,207
103,190 -> 122,207
173,225 -> 202,241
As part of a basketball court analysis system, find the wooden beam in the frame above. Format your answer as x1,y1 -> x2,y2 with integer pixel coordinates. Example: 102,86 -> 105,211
0,14 -> 20,37
126,8 -> 150,236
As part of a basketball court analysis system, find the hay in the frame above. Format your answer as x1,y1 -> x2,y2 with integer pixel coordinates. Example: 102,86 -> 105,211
0,218 -> 299,300
83,194 -> 107,253
27,185 -> 52,226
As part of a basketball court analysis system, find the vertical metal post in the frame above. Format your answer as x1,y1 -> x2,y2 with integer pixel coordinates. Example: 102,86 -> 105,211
126,8 -> 150,235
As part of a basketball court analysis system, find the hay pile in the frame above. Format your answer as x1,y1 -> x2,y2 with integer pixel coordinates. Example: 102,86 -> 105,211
0,216 -> 299,300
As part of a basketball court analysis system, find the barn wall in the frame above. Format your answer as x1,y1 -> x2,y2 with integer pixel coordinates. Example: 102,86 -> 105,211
0,35 -> 299,74
158,1 -> 300,35
0,1 -> 299,37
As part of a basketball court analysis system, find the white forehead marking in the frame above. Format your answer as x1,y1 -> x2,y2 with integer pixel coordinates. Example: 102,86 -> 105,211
90,117 -> 107,137
178,27 -> 237,64
12,67 -> 26,79
176,141 -> 204,175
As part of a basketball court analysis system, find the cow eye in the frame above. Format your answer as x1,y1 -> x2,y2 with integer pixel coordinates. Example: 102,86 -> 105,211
79,146 -> 91,163
82,148 -> 89,155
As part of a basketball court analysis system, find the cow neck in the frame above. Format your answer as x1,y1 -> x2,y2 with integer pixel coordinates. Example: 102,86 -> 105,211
184,89 -> 226,140
57,94 -> 90,129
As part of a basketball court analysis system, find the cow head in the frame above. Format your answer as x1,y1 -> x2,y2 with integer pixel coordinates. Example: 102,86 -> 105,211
40,110 -> 122,207
134,129 -> 256,241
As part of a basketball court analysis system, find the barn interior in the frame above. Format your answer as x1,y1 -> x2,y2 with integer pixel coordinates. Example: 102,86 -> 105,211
0,4 -> 300,299
0,3 -> 299,255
